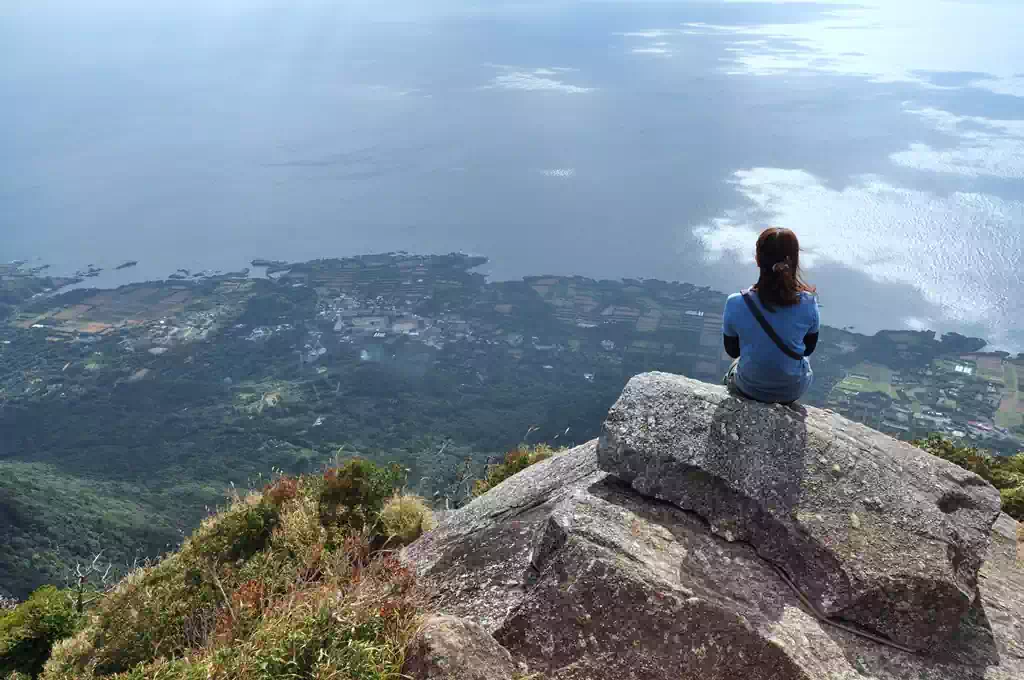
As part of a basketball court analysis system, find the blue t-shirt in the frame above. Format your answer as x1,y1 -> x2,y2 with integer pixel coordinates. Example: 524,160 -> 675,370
722,290 -> 819,403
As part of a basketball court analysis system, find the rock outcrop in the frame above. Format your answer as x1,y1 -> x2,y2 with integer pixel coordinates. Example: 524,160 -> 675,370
598,372 -> 1002,650
403,375 -> 1024,679
402,615 -> 519,680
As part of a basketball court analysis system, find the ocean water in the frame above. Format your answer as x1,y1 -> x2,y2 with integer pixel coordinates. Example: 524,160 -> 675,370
1,0 -> 1022,349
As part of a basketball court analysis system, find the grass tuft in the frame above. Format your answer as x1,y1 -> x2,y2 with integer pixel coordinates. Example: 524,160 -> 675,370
317,459 -> 404,536
379,495 -> 436,547
472,444 -> 560,498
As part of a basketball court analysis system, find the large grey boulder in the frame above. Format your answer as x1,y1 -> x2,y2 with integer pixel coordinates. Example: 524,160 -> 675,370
402,615 -> 518,680
404,441 -> 1024,679
405,439 -> 606,631
597,372 -> 1002,651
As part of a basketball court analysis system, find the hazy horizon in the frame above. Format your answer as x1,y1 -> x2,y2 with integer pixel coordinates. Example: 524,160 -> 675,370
2,0 -> 1023,349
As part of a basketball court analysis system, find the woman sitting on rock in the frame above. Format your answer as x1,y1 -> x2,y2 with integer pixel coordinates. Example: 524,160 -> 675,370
722,227 -> 819,404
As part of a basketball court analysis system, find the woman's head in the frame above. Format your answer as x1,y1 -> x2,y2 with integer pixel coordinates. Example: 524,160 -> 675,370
753,227 -> 815,309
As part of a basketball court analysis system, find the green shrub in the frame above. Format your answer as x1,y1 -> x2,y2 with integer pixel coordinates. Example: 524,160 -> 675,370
1001,486 -> 1024,522
472,444 -> 558,498
0,586 -> 80,678
913,434 -> 1024,521
41,496 -> 284,678
190,497 -> 281,565
379,495 -> 436,546
41,472 -> 424,680
317,459 -> 404,535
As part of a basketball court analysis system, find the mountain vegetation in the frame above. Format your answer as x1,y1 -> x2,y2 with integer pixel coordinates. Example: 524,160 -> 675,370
471,444 -> 560,497
913,434 -> 1024,520
0,457 -> 436,680
1,257 -> 1017,609
0,276 -> 618,598
0,431 -> 1019,679
0,587 -> 79,678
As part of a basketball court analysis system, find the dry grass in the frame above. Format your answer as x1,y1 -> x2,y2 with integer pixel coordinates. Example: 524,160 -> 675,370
379,495 -> 436,547
41,470 -> 425,680
472,444 -> 560,498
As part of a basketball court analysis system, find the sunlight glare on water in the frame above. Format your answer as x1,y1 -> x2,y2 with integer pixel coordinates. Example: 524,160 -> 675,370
1,0 -> 1022,348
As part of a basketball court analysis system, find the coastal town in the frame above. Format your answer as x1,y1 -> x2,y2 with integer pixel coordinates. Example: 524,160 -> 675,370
2,253 -> 1022,453
825,350 -> 1021,450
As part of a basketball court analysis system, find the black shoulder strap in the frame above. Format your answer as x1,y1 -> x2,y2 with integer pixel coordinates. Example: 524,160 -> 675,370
742,291 -> 804,361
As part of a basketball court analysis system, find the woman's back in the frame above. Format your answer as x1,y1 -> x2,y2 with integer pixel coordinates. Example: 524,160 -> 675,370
723,290 -> 819,402
721,227 -> 819,404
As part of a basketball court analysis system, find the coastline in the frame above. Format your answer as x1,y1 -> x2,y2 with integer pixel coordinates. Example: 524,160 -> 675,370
5,253 -> 1001,356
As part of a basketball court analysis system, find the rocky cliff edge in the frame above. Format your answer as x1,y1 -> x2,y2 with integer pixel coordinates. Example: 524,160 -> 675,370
403,372 -> 1024,680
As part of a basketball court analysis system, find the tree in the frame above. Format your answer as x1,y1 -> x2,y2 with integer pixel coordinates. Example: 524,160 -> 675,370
0,586 -> 79,678
64,553 -> 114,615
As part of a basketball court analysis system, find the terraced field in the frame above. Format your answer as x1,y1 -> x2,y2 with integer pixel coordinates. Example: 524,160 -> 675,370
833,361 -> 895,397
996,361 -> 1022,430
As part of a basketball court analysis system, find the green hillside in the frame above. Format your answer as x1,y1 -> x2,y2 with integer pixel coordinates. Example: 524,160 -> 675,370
3,459 -> 434,680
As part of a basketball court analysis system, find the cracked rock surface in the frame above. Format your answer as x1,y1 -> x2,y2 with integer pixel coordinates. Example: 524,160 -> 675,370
404,438 -> 1024,679
402,614 -> 518,680
598,372 -> 1002,650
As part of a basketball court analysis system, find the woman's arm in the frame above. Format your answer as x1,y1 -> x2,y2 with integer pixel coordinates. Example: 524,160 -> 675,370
724,334 -> 740,359
803,332 -> 819,356
723,296 -> 740,358
804,294 -> 820,357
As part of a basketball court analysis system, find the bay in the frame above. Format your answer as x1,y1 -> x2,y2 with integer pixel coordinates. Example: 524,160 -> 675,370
1,0 -> 1022,348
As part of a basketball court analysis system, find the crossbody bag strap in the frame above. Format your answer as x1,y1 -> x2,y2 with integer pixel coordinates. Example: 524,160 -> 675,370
741,290 -> 804,361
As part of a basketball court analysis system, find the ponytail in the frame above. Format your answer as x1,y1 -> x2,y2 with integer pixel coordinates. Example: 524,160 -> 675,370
752,229 -> 814,310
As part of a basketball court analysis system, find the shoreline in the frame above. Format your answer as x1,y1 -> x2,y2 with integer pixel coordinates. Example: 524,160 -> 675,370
7,252 -> 1012,357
